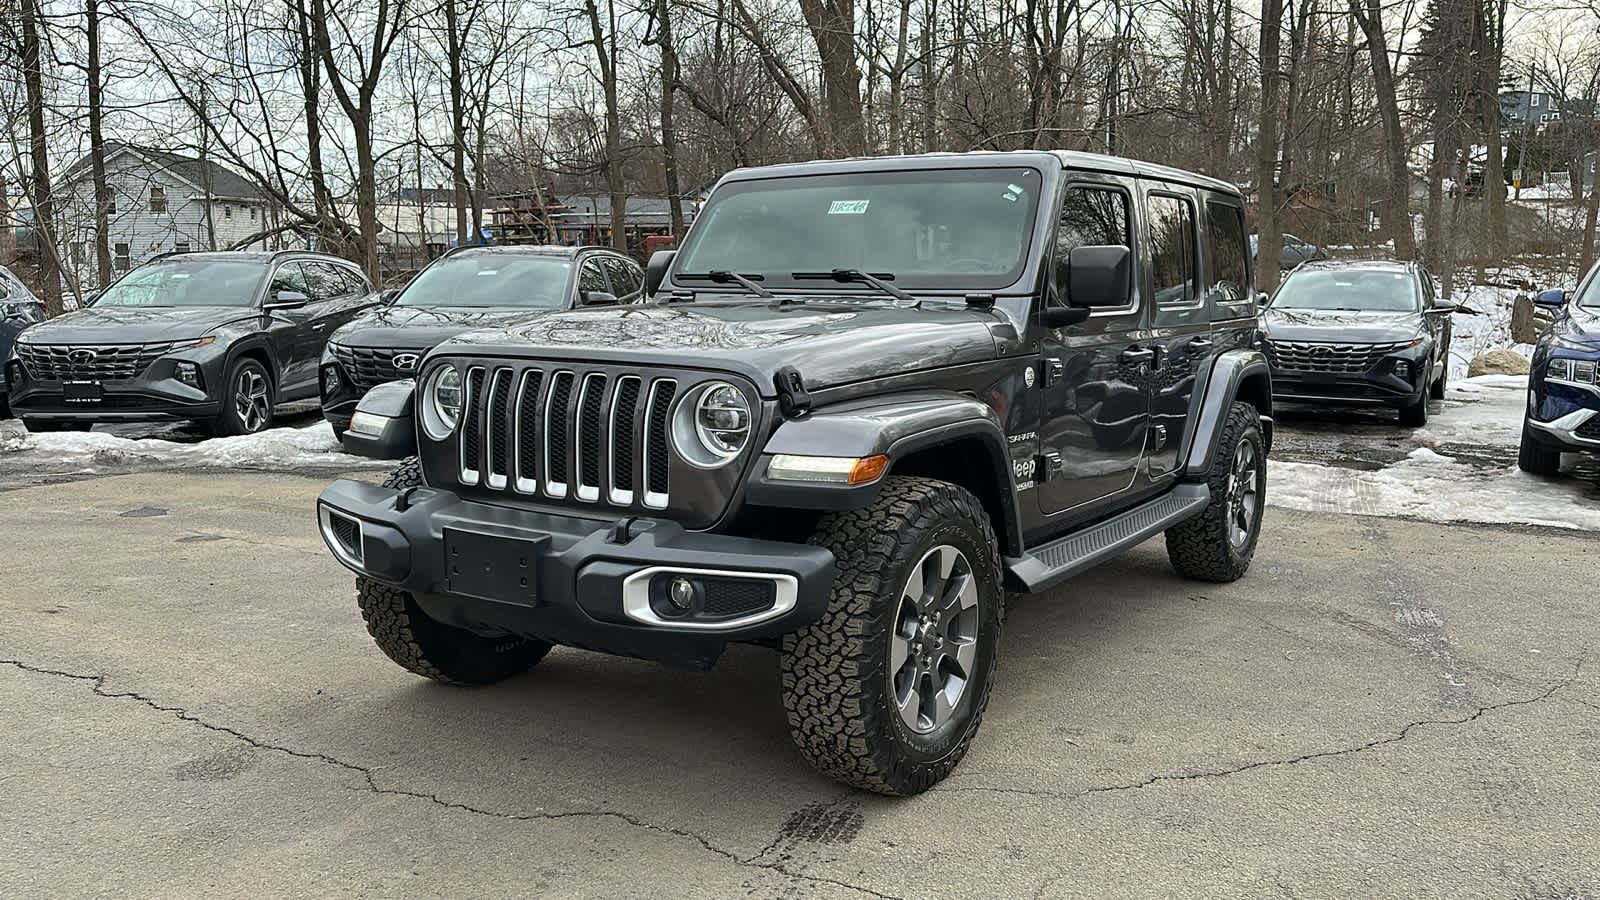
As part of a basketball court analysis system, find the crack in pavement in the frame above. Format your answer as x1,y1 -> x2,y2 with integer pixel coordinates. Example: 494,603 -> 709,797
942,654 -> 1587,803
1,657 -> 900,900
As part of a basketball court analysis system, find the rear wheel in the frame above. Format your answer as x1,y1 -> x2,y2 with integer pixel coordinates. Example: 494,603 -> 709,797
356,457 -> 553,685
1166,401 -> 1265,583
213,357 -> 275,436
1517,423 -> 1561,476
780,477 -> 1003,796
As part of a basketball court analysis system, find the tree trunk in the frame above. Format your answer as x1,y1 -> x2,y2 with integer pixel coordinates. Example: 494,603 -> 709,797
1350,0 -> 1416,259
86,0 -> 112,286
295,0 -> 336,253
20,0 -> 62,310
920,0 -> 937,152
1255,0 -> 1284,294
585,0 -> 627,251
656,0 -> 685,240
798,0 -> 868,155
1582,148 -> 1600,274
354,115 -> 381,278
445,0 -> 469,246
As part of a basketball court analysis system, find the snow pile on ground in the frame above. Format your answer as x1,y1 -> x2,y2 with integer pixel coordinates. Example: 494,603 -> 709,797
1446,267 -> 1545,382
1271,375 -> 1600,530
0,420 -> 389,471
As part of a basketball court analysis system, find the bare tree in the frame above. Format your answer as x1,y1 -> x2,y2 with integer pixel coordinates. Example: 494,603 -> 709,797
1256,0 -> 1285,294
18,0 -> 62,308
1349,0 -> 1417,259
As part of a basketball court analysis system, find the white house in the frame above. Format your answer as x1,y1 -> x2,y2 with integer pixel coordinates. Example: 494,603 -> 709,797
56,142 -> 278,288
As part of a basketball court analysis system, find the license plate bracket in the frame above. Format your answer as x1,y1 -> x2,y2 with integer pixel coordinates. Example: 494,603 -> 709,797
1302,372 -> 1337,386
63,380 -> 104,404
443,526 -> 547,605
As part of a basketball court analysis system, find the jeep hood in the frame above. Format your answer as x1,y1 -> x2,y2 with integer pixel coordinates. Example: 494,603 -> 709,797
331,305 -> 562,350
441,302 -> 1007,394
17,305 -> 257,345
1261,307 -> 1423,344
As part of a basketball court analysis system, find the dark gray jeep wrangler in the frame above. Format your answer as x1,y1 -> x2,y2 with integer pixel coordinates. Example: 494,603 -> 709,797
317,150 -> 1272,795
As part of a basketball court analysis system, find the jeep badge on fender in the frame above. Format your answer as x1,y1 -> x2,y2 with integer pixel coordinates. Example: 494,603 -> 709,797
316,150 -> 1272,796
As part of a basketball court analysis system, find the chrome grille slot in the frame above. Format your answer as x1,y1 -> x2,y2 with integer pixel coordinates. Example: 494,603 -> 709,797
609,376 -> 643,505
16,341 -> 178,382
575,374 -> 608,502
513,370 -> 544,493
459,367 -> 486,485
544,371 -> 575,498
1265,340 -> 1412,374
644,379 -> 677,508
329,345 -> 426,391
485,368 -> 513,490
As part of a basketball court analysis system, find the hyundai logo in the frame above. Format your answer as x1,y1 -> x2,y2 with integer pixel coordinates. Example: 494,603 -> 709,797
392,353 -> 420,372
68,348 -> 98,365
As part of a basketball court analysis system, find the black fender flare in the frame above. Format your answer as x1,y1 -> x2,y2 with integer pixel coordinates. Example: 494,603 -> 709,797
744,391 -> 1024,556
1179,349 -> 1273,479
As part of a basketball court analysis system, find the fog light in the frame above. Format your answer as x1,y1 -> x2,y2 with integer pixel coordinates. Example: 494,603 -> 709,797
348,410 -> 389,436
321,364 -> 342,398
668,576 -> 696,610
175,361 -> 202,389
1393,360 -> 1411,379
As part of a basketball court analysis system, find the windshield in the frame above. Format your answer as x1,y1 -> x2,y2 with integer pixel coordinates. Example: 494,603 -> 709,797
94,260 -> 265,307
675,167 -> 1044,291
1271,269 -> 1418,313
397,255 -> 573,308
1575,268 -> 1600,310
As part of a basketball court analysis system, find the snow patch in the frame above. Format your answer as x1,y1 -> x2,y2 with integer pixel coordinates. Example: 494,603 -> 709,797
1269,458 -> 1600,529
0,420 -> 389,471
1415,374 -> 1528,451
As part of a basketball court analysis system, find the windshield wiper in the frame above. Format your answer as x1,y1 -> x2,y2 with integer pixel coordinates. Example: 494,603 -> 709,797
677,270 -> 774,299
792,269 -> 917,306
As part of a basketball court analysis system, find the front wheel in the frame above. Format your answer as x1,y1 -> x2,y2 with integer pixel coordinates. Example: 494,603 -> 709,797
1399,393 -> 1429,427
781,477 -> 1004,796
1517,423 -> 1561,475
214,357 -> 276,436
1166,401 -> 1266,583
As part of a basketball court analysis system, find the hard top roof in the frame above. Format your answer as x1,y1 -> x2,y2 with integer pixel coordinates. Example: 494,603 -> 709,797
714,149 -> 1241,197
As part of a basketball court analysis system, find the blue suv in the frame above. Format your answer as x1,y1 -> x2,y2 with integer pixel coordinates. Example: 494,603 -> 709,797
1519,273 -> 1600,474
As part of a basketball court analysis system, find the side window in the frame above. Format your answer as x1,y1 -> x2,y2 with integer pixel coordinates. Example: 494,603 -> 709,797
577,259 -> 608,301
334,265 -> 370,296
603,256 -> 641,297
300,262 -> 341,300
1203,202 -> 1248,305
1147,194 -> 1198,306
270,262 -> 308,297
1055,185 -> 1131,307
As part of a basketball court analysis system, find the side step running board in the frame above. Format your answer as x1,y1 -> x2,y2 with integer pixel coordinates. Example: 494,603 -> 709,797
1004,483 -> 1212,594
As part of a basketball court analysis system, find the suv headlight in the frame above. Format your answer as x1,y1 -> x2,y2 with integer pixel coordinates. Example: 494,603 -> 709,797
673,380 -> 751,467
421,364 -> 463,439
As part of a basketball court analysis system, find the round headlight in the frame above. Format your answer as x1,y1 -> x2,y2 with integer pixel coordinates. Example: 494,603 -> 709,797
421,365 -> 463,440
673,380 -> 750,467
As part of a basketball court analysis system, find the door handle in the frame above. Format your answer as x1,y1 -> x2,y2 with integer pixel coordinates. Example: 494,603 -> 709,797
311,322 -> 327,331
1120,347 -> 1155,365
1185,337 -> 1214,351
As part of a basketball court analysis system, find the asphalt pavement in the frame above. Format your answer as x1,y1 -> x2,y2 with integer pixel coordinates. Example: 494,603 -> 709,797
2,467 -> 1596,898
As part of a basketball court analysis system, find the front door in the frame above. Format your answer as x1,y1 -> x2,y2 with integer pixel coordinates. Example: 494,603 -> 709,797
1036,178 -> 1152,517
262,261 -> 313,390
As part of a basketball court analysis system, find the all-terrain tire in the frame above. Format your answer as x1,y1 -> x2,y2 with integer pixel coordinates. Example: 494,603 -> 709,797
1399,393 -> 1429,427
355,456 -> 553,685
780,476 -> 1004,796
1166,401 -> 1266,583
1517,423 -> 1561,476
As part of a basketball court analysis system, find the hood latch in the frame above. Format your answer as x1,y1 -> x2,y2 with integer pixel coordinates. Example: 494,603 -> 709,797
774,366 -> 812,419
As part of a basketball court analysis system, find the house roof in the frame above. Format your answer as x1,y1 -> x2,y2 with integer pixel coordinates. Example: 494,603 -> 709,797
61,141 -> 264,200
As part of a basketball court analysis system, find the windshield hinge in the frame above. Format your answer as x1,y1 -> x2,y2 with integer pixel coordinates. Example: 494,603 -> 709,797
965,293 -> 996,310
774,366 -> 812,419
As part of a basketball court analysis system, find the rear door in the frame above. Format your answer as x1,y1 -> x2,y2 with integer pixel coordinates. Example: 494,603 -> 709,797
1143,187 -> 1208,479
1035,176 -> 1151,517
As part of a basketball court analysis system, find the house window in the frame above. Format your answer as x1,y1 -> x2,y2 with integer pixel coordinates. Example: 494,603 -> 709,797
149,186 -> 167,213
223,204 -> 232,219
249,206 -> 256,222
114,242 -> 130,271
106,194 -> 116,215
175,241 -> 190,254
1531,94 -> 1542,108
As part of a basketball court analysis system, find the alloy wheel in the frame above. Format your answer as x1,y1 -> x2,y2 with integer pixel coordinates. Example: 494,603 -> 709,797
1226,439 -> 1260,550
234,368 -> 270,433
889,544 -> 981,734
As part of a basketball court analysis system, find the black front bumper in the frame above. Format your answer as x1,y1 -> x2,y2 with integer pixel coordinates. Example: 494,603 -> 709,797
1270,369 -> 1425,408
317,479 -> 837,668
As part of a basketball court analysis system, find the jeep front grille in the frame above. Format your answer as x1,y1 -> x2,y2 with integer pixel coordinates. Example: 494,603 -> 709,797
1265,340 -> 1414,374
458,364 -> 677,510
16,341 -> 177,381
329,344 -> 427,392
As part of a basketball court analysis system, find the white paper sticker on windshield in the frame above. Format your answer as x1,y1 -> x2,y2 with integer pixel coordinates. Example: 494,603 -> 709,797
476,270 -> 499,276
1007,183 -> 1024,194
828,200 -> 870,215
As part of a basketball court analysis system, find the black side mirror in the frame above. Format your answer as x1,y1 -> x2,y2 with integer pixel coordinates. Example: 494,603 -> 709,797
644,249 -> 676,298
378,288 -> 400,305
1431,297 -> 1457,313
582,290 -> 619,307
264,290 -> 310,310
1256,291 -> 1270,307
1065,245 -> 1133,308
1533,288 -> 1567,308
